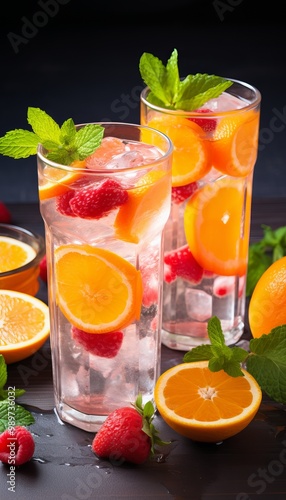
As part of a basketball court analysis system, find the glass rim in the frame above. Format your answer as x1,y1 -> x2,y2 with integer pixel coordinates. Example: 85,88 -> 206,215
37,121 -> 173,173
140,77 -> 261,116
0,223 -> 45,277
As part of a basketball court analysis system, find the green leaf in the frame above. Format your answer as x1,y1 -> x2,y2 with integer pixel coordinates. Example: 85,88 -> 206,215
209,356 -> 224,372
60,118 -> 77,144
0,401 -> 35,432
74,124 -> 104,160
0,129 -> 40,158
139,49 -> 233,111
27,107 -> 61,143
0,388 -> 25,401
222,360 -> 245,377
0,355 -> 7,390
183,344 -> 213,362
207,316 -> 225,346
247,326 -> 286,403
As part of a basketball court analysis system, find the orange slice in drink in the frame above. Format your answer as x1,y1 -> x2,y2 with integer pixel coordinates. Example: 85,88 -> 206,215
0,290 -> 50,364
114,170 -> 171,244
184,177 -> 252,276
55,245 -> 143,333
146,115 -> 210,187
0,236 -> 36,272
210,110 -> 259,177
38,160 -> 85,201
154,361 -> 262,442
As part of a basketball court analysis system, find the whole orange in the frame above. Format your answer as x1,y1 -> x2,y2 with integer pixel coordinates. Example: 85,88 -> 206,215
248,256 -> 286,338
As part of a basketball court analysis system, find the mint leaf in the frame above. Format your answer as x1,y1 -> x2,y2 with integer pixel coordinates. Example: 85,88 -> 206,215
183,344 -> 213,362
246,326 -> 286,403
139,48 -> 233,111
0,108 -> 104,165
0,130 -> 40,158
27,107 -> 61,143
0,401 -> 35,432
0,356 -> 7,389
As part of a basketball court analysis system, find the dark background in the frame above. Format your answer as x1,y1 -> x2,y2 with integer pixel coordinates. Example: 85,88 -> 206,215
1,0 -> 285,203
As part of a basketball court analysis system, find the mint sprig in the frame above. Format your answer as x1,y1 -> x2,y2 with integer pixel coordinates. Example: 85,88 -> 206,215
0,355 -> 35,432
0,107 -> 104,165
247,224 -> 286,296
183,316 -> 286,404
139,48 -> 233,111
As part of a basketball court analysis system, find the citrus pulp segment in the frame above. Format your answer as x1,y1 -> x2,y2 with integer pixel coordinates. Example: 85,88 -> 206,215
211,110 -> 259,177
114,170 -> 171,243
38,163 -> 85,201
184,177 -> 251,276
248,256 -> 286,338
154,361 -> 262,442
0,289 -> 50,364
146,115 -> 210,187
0,236 -> 36,272
55,245 -> 143,333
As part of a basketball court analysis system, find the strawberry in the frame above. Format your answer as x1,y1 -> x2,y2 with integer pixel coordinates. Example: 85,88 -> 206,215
56,190 -> 77,217
171,182 -> 198,204
39,255 -> 47,283
71,326 -> 123,358
164,245 -> 204,284
0,201 -> 11,223
0,426 -> 35,466
189,108 -> 217,133
92,395 -> 167,465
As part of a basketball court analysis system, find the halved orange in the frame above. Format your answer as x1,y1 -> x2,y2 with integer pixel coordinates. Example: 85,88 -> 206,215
55,245 -> 143,333
114,170 -> 171,243
184,176 -> 252,276
210,110 -> 259,177
0,236 -> 36,272
38,161 -> 85,201
154,360 -> 262,442
0,290 -> 50,364
146,115 -> 210,187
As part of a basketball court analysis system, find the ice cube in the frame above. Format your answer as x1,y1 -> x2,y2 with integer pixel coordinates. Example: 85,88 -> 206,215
185,288 -> 212,321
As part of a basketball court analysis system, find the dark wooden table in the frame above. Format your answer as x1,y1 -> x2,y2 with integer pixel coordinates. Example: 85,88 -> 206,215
1,199 -> 286,500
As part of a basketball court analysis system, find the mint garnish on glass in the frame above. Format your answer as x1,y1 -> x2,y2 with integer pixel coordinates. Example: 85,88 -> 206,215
0,355 -> 35,432
0,107 -> 104,165
183,316 -> 286,405
139,48 -> 233,111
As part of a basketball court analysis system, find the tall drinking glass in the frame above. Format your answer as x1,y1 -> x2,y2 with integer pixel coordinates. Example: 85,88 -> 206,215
141,79 -> 261,350
37,122 -> 172,431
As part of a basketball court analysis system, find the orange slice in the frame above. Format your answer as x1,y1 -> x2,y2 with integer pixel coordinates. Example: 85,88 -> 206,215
210,110 -> 259,177
114,170 -> 171,243
146,115 -> 210,187
55,245 -> 143,333
184,177 -> 252,276
0,236 -> 36,272
38,161 -> 85,201
154,360 -> 262,442
0,290 -> 50,364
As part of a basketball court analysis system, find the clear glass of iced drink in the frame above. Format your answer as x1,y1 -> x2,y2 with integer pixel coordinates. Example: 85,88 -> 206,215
37,122 -> 172,431
141,79 -> 261,350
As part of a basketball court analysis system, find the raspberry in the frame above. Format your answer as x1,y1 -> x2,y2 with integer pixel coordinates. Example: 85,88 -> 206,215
189,108 -> 217,133
57,179 -> 128,219
0,426 -> 35,466
39,255 -> 47,283
164,245 -> 203,284
171,182 -> 198,204
0,201 -> 11,223
71,326 -> 124,358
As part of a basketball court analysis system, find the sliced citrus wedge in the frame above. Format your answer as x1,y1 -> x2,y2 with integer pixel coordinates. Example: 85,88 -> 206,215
0,290 -> 50,364
0,236 -> 36,272
114,170 -> 171,243
154,360 -> 262,442
184,177 -> 252,276
55,245 -> 143,333
38,161 -> 85,201
146,115 -> 210,187
211,110 -> 259,177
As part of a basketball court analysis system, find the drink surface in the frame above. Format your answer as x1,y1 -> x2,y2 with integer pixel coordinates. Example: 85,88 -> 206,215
38,132 -> 172,430
141,88 -> 260,349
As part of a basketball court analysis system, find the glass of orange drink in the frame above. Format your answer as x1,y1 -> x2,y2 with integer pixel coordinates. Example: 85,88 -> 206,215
141,79 -> 261,350
37,122 -> 172,431
0,223 -> 45,296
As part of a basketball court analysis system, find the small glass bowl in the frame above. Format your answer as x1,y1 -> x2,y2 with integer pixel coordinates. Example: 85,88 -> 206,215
0,223 -> 45,296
